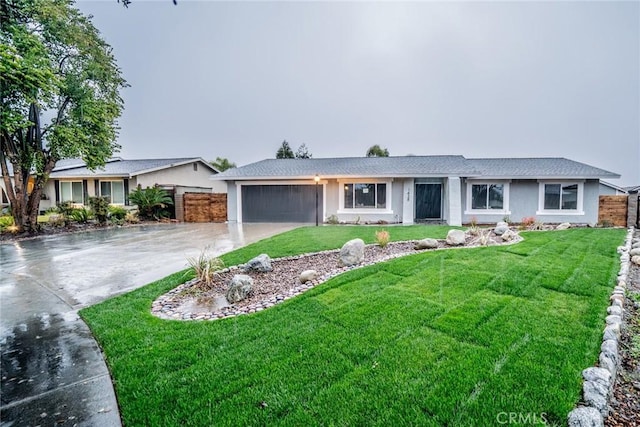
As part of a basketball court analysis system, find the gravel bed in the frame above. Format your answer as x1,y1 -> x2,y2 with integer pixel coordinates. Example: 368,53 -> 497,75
153,232 -> 520,321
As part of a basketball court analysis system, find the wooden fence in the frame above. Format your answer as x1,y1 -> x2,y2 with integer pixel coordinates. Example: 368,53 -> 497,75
598,195 -> 628,227
182,193 -> 227,223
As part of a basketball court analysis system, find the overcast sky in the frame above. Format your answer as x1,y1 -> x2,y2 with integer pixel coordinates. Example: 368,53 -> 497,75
75,0 -> 639,186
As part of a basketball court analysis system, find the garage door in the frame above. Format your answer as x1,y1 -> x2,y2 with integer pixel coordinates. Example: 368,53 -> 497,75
242,185 -> 322,223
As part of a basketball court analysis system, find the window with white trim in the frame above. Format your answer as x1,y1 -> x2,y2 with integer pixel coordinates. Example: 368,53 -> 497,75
541,183 -> 580,211
343,183 -> 387,209
100,180 -> 125,204
60,181 -> 84,204
465,181 -> 510,214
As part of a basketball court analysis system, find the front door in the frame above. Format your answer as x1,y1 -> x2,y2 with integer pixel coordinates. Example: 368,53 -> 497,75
415,183 -> 442,221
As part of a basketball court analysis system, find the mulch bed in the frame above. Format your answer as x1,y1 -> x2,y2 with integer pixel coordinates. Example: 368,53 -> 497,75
606,230 -> 640,426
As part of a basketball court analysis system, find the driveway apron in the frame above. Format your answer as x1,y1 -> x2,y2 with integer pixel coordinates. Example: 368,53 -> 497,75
0,223 -> 297,426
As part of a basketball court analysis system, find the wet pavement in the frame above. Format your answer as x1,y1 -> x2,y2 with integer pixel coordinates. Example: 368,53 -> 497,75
0,223 -> 297,426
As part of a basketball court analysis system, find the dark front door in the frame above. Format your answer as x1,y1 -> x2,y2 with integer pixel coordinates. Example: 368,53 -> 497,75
415,183 -> 442,220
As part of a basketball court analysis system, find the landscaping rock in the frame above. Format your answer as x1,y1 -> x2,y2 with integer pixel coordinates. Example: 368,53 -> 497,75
225,274 -> 253,303
414,238 -> 439,250
501,229 -> 517,242
606,305 -> 622,316
603,323 -> 621,341
629,248 -> 640,257
494,222 -> 509,236
556,222 -> 571,230
632,255 -> 640,266
339,238 -> 365,266
242,254 -> 273,272
605,315 -> 621,326
446,229 -> 466,246
600,340 -> 618,359
299,269 -> 318,283
582,368 -> 611,416
567,407 -> 604,427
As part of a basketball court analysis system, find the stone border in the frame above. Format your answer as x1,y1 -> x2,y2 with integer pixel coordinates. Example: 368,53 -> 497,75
567,227 -> 635,427
152,234 -> 523,321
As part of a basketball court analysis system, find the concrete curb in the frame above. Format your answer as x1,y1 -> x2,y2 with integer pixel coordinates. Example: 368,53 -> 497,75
567,227 -> 635,427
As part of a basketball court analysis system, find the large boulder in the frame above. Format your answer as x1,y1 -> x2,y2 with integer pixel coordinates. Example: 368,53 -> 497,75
446,229 -> 466,246
494,222 -> 509,236
414,238 -> 439,250
225,274 -> 253,303
556,222 -> 571,230
242,254 -> 273,272
340,238 -> 365,266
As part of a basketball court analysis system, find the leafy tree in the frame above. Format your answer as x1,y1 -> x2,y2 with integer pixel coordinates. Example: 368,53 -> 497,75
210,157 -> 236,172
0,0 -> 126,233
275,140 -> 294,159
366,145 -> 390,157
129,185 -> 173,220
295,143 -> 312,159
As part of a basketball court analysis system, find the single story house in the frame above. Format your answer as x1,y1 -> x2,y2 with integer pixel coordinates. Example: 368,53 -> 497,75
212,156 -> 619,226
599,181 -> 628,196
1,157 -> 225,213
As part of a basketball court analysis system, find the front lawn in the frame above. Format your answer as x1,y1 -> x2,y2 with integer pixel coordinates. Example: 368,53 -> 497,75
80,226 -> 624,426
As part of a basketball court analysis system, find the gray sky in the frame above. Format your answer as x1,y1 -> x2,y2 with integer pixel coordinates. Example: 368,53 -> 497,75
76,0 -> 639,186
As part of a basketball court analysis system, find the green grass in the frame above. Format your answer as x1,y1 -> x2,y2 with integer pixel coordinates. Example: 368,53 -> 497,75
80,227 -> 624,426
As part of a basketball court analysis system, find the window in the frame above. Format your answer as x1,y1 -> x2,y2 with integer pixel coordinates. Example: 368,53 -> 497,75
60,181 -> 84,204
542,183 -> 579,211
100,180 -> 125,204
471,184 -> 504,210
193,163 -> 198,171
465,181 -> 510,214
343,183 -> 387,209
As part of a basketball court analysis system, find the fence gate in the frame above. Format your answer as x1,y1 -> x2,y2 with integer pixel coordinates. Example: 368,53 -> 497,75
183,193 -> 227,223
598,195 -> 628,227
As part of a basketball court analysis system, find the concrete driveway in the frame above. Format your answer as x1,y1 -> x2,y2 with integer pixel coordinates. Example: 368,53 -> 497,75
0,223 -> 297,426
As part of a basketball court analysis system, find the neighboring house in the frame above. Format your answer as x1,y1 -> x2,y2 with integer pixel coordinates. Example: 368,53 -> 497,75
626,185 -> 640,194
212,156 -> 619,226
0,157 -> 225,213
599,181 -> 628,195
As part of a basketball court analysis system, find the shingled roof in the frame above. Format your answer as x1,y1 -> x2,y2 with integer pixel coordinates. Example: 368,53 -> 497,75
49,158 -> 217,178
213,156 -> 619,180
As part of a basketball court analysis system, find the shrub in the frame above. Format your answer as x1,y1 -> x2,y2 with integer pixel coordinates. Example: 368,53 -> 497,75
108,205 -> 127,221
57,201 -> 75,220
467,224 -> 481,236
48,214 -> 65,227
469,216 -> 478,228
375,230 -> 390,248
187,247 -> 225,288
520,216 -> 536,230
125,210 -> 139,224
129,185 -> 173,220
0,216 -> 16,232
71,207 -> 92,224
88,196 -> 110,224
326,214 -> 339,225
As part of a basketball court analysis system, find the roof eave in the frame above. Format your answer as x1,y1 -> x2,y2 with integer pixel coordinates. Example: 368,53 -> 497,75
134,158 -> 218,176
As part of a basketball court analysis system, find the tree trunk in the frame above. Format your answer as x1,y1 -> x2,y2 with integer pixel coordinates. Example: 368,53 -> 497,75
23,156 -> 56,233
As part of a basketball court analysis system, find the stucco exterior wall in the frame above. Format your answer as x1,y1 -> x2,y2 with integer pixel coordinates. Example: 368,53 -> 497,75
226,181 -> 238,223
136,162 -> 225,193
461,179 -> 601,224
